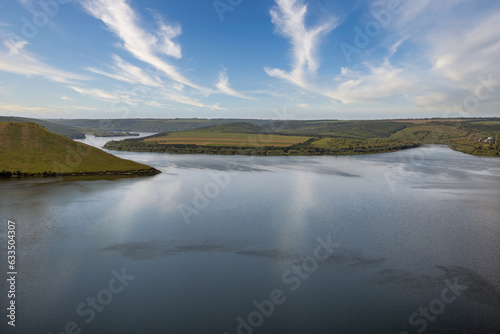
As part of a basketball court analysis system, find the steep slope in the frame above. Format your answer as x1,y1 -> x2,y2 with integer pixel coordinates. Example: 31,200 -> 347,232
0,122 -> 159,176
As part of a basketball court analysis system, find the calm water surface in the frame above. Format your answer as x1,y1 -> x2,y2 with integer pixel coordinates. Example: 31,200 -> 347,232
1,142 -> 499,334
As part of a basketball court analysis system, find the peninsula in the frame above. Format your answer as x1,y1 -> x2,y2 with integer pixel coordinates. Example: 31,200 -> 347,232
0,122 -> 160,177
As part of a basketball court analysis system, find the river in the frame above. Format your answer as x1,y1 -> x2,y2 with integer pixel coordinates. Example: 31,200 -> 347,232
1,136 -> 499,333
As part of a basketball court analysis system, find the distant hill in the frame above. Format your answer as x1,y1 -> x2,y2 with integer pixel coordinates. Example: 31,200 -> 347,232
0,122 -> 159,176
0,116 -> 85,139
259,120 -> 409,138
184,122 -> 262,133
48,118 -> 271,133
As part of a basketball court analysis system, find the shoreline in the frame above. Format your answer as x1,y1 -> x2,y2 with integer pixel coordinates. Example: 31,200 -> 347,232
103,141 -> 422,157
0,168 -> 161,179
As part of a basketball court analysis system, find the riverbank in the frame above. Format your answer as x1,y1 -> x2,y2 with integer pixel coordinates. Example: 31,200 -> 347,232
103,140 -> 421,156
0,168 -> 161,178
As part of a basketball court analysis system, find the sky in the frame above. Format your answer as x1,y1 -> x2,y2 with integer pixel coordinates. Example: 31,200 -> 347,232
0,0 -> 499,120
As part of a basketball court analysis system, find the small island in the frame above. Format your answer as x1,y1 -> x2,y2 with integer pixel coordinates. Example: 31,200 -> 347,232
91,130 -> 141,138
0,122 -> 160,178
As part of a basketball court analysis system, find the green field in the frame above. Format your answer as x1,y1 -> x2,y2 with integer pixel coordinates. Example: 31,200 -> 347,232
0,122 -> 159,176
144,132 -> 311,147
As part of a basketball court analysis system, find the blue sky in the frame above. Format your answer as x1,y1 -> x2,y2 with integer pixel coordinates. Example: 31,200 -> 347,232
0,0 -> 499,120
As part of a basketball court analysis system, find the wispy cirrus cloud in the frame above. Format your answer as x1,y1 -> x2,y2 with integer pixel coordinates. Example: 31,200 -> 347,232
0,39 -> 87,83
69,84 -> 225,111
81,0 -> 204,91
216,70 -> 254,100
87,54 -> 162,87
69,86 -> 121,102
157,90 -> 225,110
0,103 -> 71,116
265,0 -> 338,89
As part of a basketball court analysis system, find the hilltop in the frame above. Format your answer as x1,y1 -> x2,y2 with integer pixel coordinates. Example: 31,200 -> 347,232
48,118 -> 270,133
0,116 -> 85,139
0,122 -> 160,177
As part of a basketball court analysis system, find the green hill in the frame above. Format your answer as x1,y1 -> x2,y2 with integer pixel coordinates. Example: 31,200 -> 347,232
191,122 -> 262,133
0,122 -> 159,177
260,120 -> 408,138
0,116 -> 85,139
48,118 -> 271,133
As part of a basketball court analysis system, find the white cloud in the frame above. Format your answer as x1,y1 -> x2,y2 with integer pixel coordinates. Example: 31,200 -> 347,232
297,103 -> 309,109
87,54 -> 162,87
414,92 -> 454,111
69,86 -> 120,101
326,61 -> 412,104
154,87 -> 225,110
377,0 -> 500,110
0,103 -> 71,116
0,39 -> 87,83
0,22 -> 11,27
388,36 -> 409,58
156,21 -> 182,59
216,70 -> 253,100
82,0 -> 204,90
265,0 -> 338,88
69,84 -> 224,111
70,106 -> 97,111
431,10 -> 500,89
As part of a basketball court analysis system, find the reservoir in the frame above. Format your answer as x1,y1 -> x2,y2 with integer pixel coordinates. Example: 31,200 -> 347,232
1,143 -> 499,333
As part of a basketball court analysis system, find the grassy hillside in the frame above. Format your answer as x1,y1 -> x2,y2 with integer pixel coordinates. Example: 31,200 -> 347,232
0,116 -> 85,139
260,120 -> 408,138
0,122 -> 159,176
189,122 -> 263,134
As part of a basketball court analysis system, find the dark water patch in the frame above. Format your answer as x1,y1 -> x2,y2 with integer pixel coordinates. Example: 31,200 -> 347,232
237,249 -> 298,262
371,266 -> 500,310
371,268 -> 440,290
437,266 -> 500,309
102,242 -> 223,260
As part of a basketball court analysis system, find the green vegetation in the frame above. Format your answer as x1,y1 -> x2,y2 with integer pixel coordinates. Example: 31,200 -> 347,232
142,131 -> 311,147
48,118 -> 271,133
0,122 -> 160,177
103,118 -> 500,157
260,120 -> 408,138
312,138 -> 419,155
449,140 -> 500,157
104,122 -> 418,156
91,130 -> 140,137
0,116 -> 86,139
